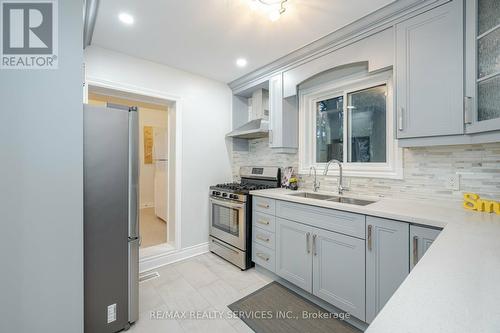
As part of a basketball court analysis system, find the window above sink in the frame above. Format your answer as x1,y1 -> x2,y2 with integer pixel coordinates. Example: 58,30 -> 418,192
298,68 -> 403,179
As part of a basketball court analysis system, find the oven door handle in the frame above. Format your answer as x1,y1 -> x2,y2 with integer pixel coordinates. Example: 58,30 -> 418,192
210,197 -> 244,210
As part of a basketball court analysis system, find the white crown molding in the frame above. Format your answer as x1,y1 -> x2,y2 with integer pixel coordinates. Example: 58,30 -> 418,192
228,0 -> 446,91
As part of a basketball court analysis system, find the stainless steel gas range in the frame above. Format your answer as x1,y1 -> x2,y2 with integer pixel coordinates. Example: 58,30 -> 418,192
209,166 -> 281,270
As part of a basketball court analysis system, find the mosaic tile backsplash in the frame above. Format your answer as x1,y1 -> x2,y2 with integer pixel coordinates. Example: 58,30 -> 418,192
232,138 -> 500,202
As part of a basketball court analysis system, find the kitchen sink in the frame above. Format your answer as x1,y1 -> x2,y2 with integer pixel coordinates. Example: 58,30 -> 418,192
287,192 -> 336,200
287,192 -> 376,206
326,196 -> 375,206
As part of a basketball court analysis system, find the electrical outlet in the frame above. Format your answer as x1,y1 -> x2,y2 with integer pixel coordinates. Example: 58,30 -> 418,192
107,304 -> 116,324
447,174 -> 460,191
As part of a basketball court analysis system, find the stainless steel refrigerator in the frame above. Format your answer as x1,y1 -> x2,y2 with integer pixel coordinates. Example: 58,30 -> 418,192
84,104 -> 139,333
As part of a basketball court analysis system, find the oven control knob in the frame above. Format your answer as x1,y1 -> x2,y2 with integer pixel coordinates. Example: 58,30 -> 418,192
229,194 -> 235,199
222,193 -> 228,197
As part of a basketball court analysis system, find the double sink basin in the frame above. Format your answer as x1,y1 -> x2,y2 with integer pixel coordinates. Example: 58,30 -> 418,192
287,192 -> 375,206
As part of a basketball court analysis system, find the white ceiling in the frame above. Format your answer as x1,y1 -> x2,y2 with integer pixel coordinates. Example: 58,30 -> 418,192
92,0 -> 395,83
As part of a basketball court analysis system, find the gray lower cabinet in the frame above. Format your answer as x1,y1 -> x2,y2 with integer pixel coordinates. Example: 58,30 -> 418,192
410,225 -> 441,270
366,216 -> 409,323
259,199 -> 419,324
313,227 -> 366,320
395,0 -> 464,139
276,217 -> 366,320
275,217 -> 313,292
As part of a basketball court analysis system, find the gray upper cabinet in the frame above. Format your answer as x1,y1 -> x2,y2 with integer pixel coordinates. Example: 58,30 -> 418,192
269,73 -> 298,153
395,0 -> 464,139
366,217 -> 409,323
465,0 -> 500,133
275,217 -> 313,292
313,227 -> 366,321
410,225 -> 441,270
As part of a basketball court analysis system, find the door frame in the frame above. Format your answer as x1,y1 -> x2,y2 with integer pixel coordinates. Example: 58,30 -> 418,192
85,77 -> 183,261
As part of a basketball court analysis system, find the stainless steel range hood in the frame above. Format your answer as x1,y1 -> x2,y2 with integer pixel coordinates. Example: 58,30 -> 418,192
226,118 -> 269,139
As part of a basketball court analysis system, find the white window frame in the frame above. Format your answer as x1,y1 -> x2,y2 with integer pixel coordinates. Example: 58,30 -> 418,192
298,70 -> 403,179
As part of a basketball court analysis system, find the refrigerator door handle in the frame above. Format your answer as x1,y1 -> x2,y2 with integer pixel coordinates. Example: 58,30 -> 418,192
128,237 -> 139,324
128,108 -> 139,239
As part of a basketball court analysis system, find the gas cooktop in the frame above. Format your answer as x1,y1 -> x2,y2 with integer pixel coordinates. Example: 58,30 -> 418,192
210,182 -> 273,194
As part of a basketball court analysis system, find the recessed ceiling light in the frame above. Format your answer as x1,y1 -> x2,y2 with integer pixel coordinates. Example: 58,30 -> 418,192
236,58 -> 248,68
118,12 -> 134,25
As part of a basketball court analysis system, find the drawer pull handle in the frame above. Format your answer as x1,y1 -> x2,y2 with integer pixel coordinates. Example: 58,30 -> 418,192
257,219 -> 270,225
256,253 -> 270,261
312,234 -> 317,256
211,238 -> 239,255
256,235 -> 270,242
257,203 -> 270,209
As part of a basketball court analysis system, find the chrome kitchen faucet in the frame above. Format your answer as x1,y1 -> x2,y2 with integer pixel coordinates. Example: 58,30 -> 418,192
323,159 -> 347,195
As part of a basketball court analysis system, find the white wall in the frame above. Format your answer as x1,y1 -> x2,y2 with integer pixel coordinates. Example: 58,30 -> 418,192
0,1 -> 83,332
84,46 -> 233,248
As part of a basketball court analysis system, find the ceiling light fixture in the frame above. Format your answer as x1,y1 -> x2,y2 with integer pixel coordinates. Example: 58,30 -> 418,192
118,12 -> 134,25
251,0 -> 288,22
236,58 -> 248,67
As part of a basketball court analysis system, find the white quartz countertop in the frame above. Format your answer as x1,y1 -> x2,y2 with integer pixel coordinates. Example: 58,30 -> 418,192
250,188 -> 500,332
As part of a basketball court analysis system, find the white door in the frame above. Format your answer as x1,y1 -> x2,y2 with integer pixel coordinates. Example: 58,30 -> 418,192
154,127 -> 168,221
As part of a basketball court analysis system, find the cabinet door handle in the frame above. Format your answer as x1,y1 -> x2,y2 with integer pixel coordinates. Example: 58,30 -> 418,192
256,253 -> 270,262
367,225 -> 373,251
464,96 -> 473,125
256,234 -> 270,242
306,232 -> 311,253
398,107 -> 404,131
257,219 -> 270,226
257,203 -> 270,209
413,236 -> 419,267
312,234 -> 317,256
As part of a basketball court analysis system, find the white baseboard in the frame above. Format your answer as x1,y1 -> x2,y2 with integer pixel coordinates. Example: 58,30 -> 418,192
139,242 -> 209,273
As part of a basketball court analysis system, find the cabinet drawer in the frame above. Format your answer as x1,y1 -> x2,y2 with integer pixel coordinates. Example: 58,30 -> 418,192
253,197 -> 276,215
252,211 -> 275,233
276,200 -> 366,239
252,227 -> 275,250
252,242 -> 275,273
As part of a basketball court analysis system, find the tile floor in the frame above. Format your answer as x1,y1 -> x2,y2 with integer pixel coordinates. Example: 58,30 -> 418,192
140,207 -> 167,248
130,252 -> 273,333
